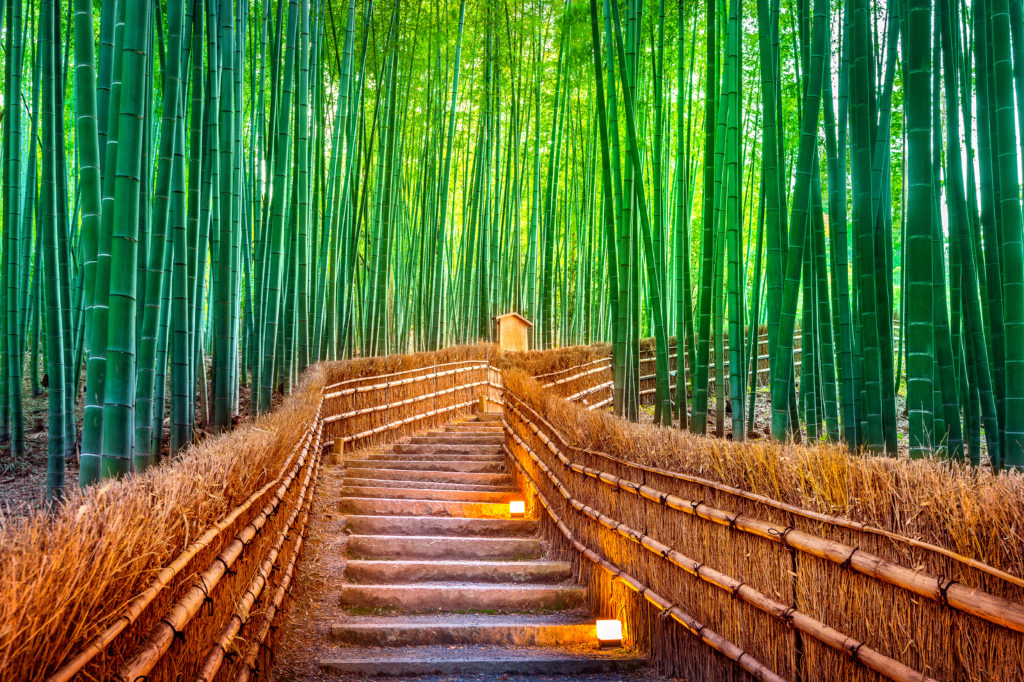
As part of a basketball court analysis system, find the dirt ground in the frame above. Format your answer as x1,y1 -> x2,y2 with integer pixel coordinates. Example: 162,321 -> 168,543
0,367 -> 263,516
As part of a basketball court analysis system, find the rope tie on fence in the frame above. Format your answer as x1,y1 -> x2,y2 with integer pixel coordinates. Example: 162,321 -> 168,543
727,512 -> 743,531
779,605 -> 797,628
937,577 -> 955,607
767,524 -> 797,550
659,491 -> 669,505
162,617 -> 188,644
658,605 -> 674,620
689,499 -> 702,516
848,640 -> 866,663
840,546 -> 859,570
730,582 -> 744,599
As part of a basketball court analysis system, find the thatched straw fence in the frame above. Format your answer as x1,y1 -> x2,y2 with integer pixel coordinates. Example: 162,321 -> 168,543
500,365 -> 1024,681
2,345 -> 500,681
322,344 -> 501,452
0,366 -> 326,681
13,341 -> 1021,681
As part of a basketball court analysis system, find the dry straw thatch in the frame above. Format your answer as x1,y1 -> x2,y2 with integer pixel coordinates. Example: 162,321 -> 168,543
0,365 -> 327,681
0,345 -> 501,681
500,357 -> 1024,681
323,344 -> 501,449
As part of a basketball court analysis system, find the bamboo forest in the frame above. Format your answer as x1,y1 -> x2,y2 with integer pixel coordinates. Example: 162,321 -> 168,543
1,0 -> 1023,504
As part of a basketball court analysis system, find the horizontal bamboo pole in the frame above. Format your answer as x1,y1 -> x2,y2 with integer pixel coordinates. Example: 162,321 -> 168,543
45,401 -> 324,682
567,380 -> 613,403
324,379 -> 490,423
532,358 -> 611,381
504,400 -> 1024,634
543,363 -> 611,389
505,432 -> 933,682
505,447 -> 787,682
324,360 -> 489,392
324,363 -> 490,399
337,398 -> 479,443
233,509 -> 310,682
115,420 -> 321,680
505,390 -> 1024,589
194,434 -> 321,682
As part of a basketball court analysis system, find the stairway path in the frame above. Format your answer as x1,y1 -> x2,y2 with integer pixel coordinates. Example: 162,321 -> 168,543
272,415 -> 664,681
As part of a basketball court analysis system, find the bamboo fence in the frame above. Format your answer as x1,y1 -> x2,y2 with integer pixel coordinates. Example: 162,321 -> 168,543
499,367 -> 1024,681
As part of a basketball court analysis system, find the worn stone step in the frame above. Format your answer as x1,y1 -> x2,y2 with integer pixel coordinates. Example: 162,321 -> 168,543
328,613 -> 594,646
344,559 -> 572,585
393,443 -> 502,455
343,477 -> 513,493
340,486 -> 516,503
339,497 -> 510,518
339,583 -> 585,612
344,459 -> 504,473
444,424 -> 504,433
345,515 -> 536,537
345,467 -> 512,486
348,535 -> 543,560
473,412 -> 504,422
319,644 -> 644,677
410,434 -> 504,445
356,452 -> 505,462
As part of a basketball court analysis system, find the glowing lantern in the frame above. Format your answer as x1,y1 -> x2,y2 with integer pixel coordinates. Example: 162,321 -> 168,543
596,619 -> 623,648
509,500 -> 525,517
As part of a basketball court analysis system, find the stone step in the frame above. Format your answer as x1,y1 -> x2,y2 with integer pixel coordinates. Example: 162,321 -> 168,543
344,477 -> 513,493
339,583 -> 585,612
345,515 -> 536,537
393,443 -> 502,455
344,459 -> 505,473
340,486 -> 516,503
410,434 -> 504,445
444,424 -> 504,433
345,559 -> 572,584
345,467 -> 512,486
473,412 -> 504,422
347,534 -> 543,560
355,452 -> 505,462
339,497 -> 510,518
319,644 -> 645,677
328,613 -> 594,647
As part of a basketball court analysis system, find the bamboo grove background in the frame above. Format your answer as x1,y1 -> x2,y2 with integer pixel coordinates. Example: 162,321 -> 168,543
2,0 -> 1024,499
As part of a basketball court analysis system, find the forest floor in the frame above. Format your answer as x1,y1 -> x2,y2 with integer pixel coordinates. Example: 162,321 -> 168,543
0,360 -> 262,515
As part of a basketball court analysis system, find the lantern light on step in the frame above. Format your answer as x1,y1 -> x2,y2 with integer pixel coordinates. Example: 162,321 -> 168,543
596,619 -> 623,648
509,500 -> 525,518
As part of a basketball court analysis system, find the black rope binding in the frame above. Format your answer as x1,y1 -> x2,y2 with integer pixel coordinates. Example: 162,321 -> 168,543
778,605 -> 797,628
728,512 -> 743,531
848,641 -> 865,663
730,582 -> 745,600
937,577 -> 955,607
162,618 -> 188,644
840,546 -> 859,570
690,499 -> 702,516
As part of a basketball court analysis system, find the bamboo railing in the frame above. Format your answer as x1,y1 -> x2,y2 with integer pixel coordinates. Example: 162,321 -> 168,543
47,402 -> 324,682
500,383 -> 1024,681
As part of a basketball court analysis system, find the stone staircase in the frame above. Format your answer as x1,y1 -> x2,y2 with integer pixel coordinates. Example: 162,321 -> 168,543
322,414 -> 646,678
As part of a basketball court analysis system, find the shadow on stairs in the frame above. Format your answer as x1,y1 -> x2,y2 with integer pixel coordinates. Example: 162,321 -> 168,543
271,414 -> 664,681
